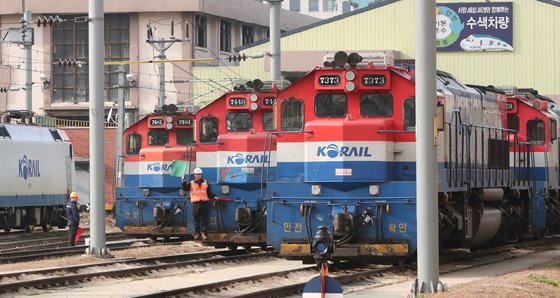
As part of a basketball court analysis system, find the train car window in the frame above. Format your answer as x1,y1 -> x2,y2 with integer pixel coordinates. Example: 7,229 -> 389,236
314,93 -> 347,117
360,93 -> 393,116
199,116 -> 218,143
177,129 -> 194,145
527,120 -> 545,145
0,125 -> 10,139
508,116 -> 519,132
49,128 -> 63,142
226,112 -> 252,132
550,120 -> 557,142
263,112 -> 275,131
281,98 -> 304,131
126,133 -> 142,155
403,97 -> 415,130
147,130 -> 168,146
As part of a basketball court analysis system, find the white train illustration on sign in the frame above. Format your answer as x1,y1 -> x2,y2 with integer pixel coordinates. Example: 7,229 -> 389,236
460,34 -> 513,51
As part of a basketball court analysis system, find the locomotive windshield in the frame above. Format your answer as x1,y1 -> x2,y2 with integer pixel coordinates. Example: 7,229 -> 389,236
314,93 -> 347,117
126,133 -> 141,155
199,116 -> 218,143
281,98 -> 303,131
226,112 -> 252,131
263,112 -> 275,131
527,119 -> 545,145
176,129 -> 194,145
360,93 -> 393,116
148,130 -> 168,146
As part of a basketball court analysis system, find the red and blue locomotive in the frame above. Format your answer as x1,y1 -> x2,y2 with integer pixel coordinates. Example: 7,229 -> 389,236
263,51 -> 550,263
115,104 -> 196,239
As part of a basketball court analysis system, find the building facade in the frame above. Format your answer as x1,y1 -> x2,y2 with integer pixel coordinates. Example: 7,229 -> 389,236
0,0 -> 318,119
194,0 -> 560,102
255,0 -> 381,19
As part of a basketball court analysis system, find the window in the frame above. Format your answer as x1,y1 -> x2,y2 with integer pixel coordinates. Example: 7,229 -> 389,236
147,130 -> 168,146
0,125 -> 10,139
195,15 -> 207,47
52,14 -> 130,103
263,112 -> 275,131
507,115 -> 519,132
176,129 -> 194,145
315,93 -> 347,117
126,133 -> 141,155
324,0 -> 336,11
342,0 -> 351,13
550,120 -> 557,141
290,0 -> 301,11
242,25 -> 254,46
360,93 -> 393,116
226,112 -> 252,131
281,98 -> 304,131
403,97 -> 415,130
105,15 -> 130,102
220,20 -> 231,52
309,0 -> 319,11
527,119 -> 545,145
52,18 -> 88,103
199,116 -> 218,143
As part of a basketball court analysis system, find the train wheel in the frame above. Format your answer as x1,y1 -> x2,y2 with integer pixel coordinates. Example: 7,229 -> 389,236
25,225 -> 34,233
227,245 -> 238,251
42,223 -> 51,232
3,228 -> 10,233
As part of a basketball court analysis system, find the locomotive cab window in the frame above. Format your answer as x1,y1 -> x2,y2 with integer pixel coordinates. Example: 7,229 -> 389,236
360,93 -> 393,116
177,129 -> 194,145
550,120 -> 557,142
315,93 -> 347,117
508,115 -> 519,132
199,116 -> 218,143
403,97 -> 415,131
226,112 -> 252,131
281,98 -> 304,131
126,133 -> 142,155
527,119 -> 545,145
263,112 -> 275,131
148,130 -> 168,146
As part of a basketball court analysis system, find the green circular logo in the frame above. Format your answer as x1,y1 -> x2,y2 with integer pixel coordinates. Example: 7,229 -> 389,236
436,6 -> 464,48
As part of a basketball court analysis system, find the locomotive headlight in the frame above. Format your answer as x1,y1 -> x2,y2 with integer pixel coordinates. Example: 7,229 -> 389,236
345,82 -> 355,92
249,102 -> 258,111
222,185 -> 231,195
143,188 -> 151,197
250,93 -> 258,102
166,116 -> 173,122
166,123 -> 173,130
369,184 -> 380,196
345,70 -> 356,81
311,184 -> 322,196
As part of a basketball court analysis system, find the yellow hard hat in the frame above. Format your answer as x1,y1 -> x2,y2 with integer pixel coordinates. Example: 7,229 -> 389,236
70,192 -> 79,198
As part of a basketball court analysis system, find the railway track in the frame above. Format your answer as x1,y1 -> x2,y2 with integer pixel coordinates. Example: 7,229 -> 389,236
0,231 -> 126,252
0,248 -> 272,294
131,236 -> 560,297
5,236 -> 560,297
0,237 -> 147,263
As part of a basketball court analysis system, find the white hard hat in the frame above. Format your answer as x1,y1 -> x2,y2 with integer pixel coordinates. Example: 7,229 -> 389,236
193,167 -> 203,174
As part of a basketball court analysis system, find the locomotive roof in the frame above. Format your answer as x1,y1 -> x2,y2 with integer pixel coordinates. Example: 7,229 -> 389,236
0,124 -> 63,142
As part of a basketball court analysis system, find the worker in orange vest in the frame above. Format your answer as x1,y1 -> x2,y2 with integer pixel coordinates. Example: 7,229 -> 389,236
181,167 -> 215,240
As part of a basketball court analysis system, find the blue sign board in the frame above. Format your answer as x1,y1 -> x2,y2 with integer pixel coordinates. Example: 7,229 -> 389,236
436,2 -> 513,52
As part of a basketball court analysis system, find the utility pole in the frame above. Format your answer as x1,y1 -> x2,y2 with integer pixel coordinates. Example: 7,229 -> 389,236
268,0 -> 282,81
87,0 -> 107,257
22,9 -> 32,111
146,23 -> 180,109
413,0 -> 443,294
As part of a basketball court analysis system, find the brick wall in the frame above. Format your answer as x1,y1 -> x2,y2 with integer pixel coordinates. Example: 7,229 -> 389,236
65,128 -> 117,207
